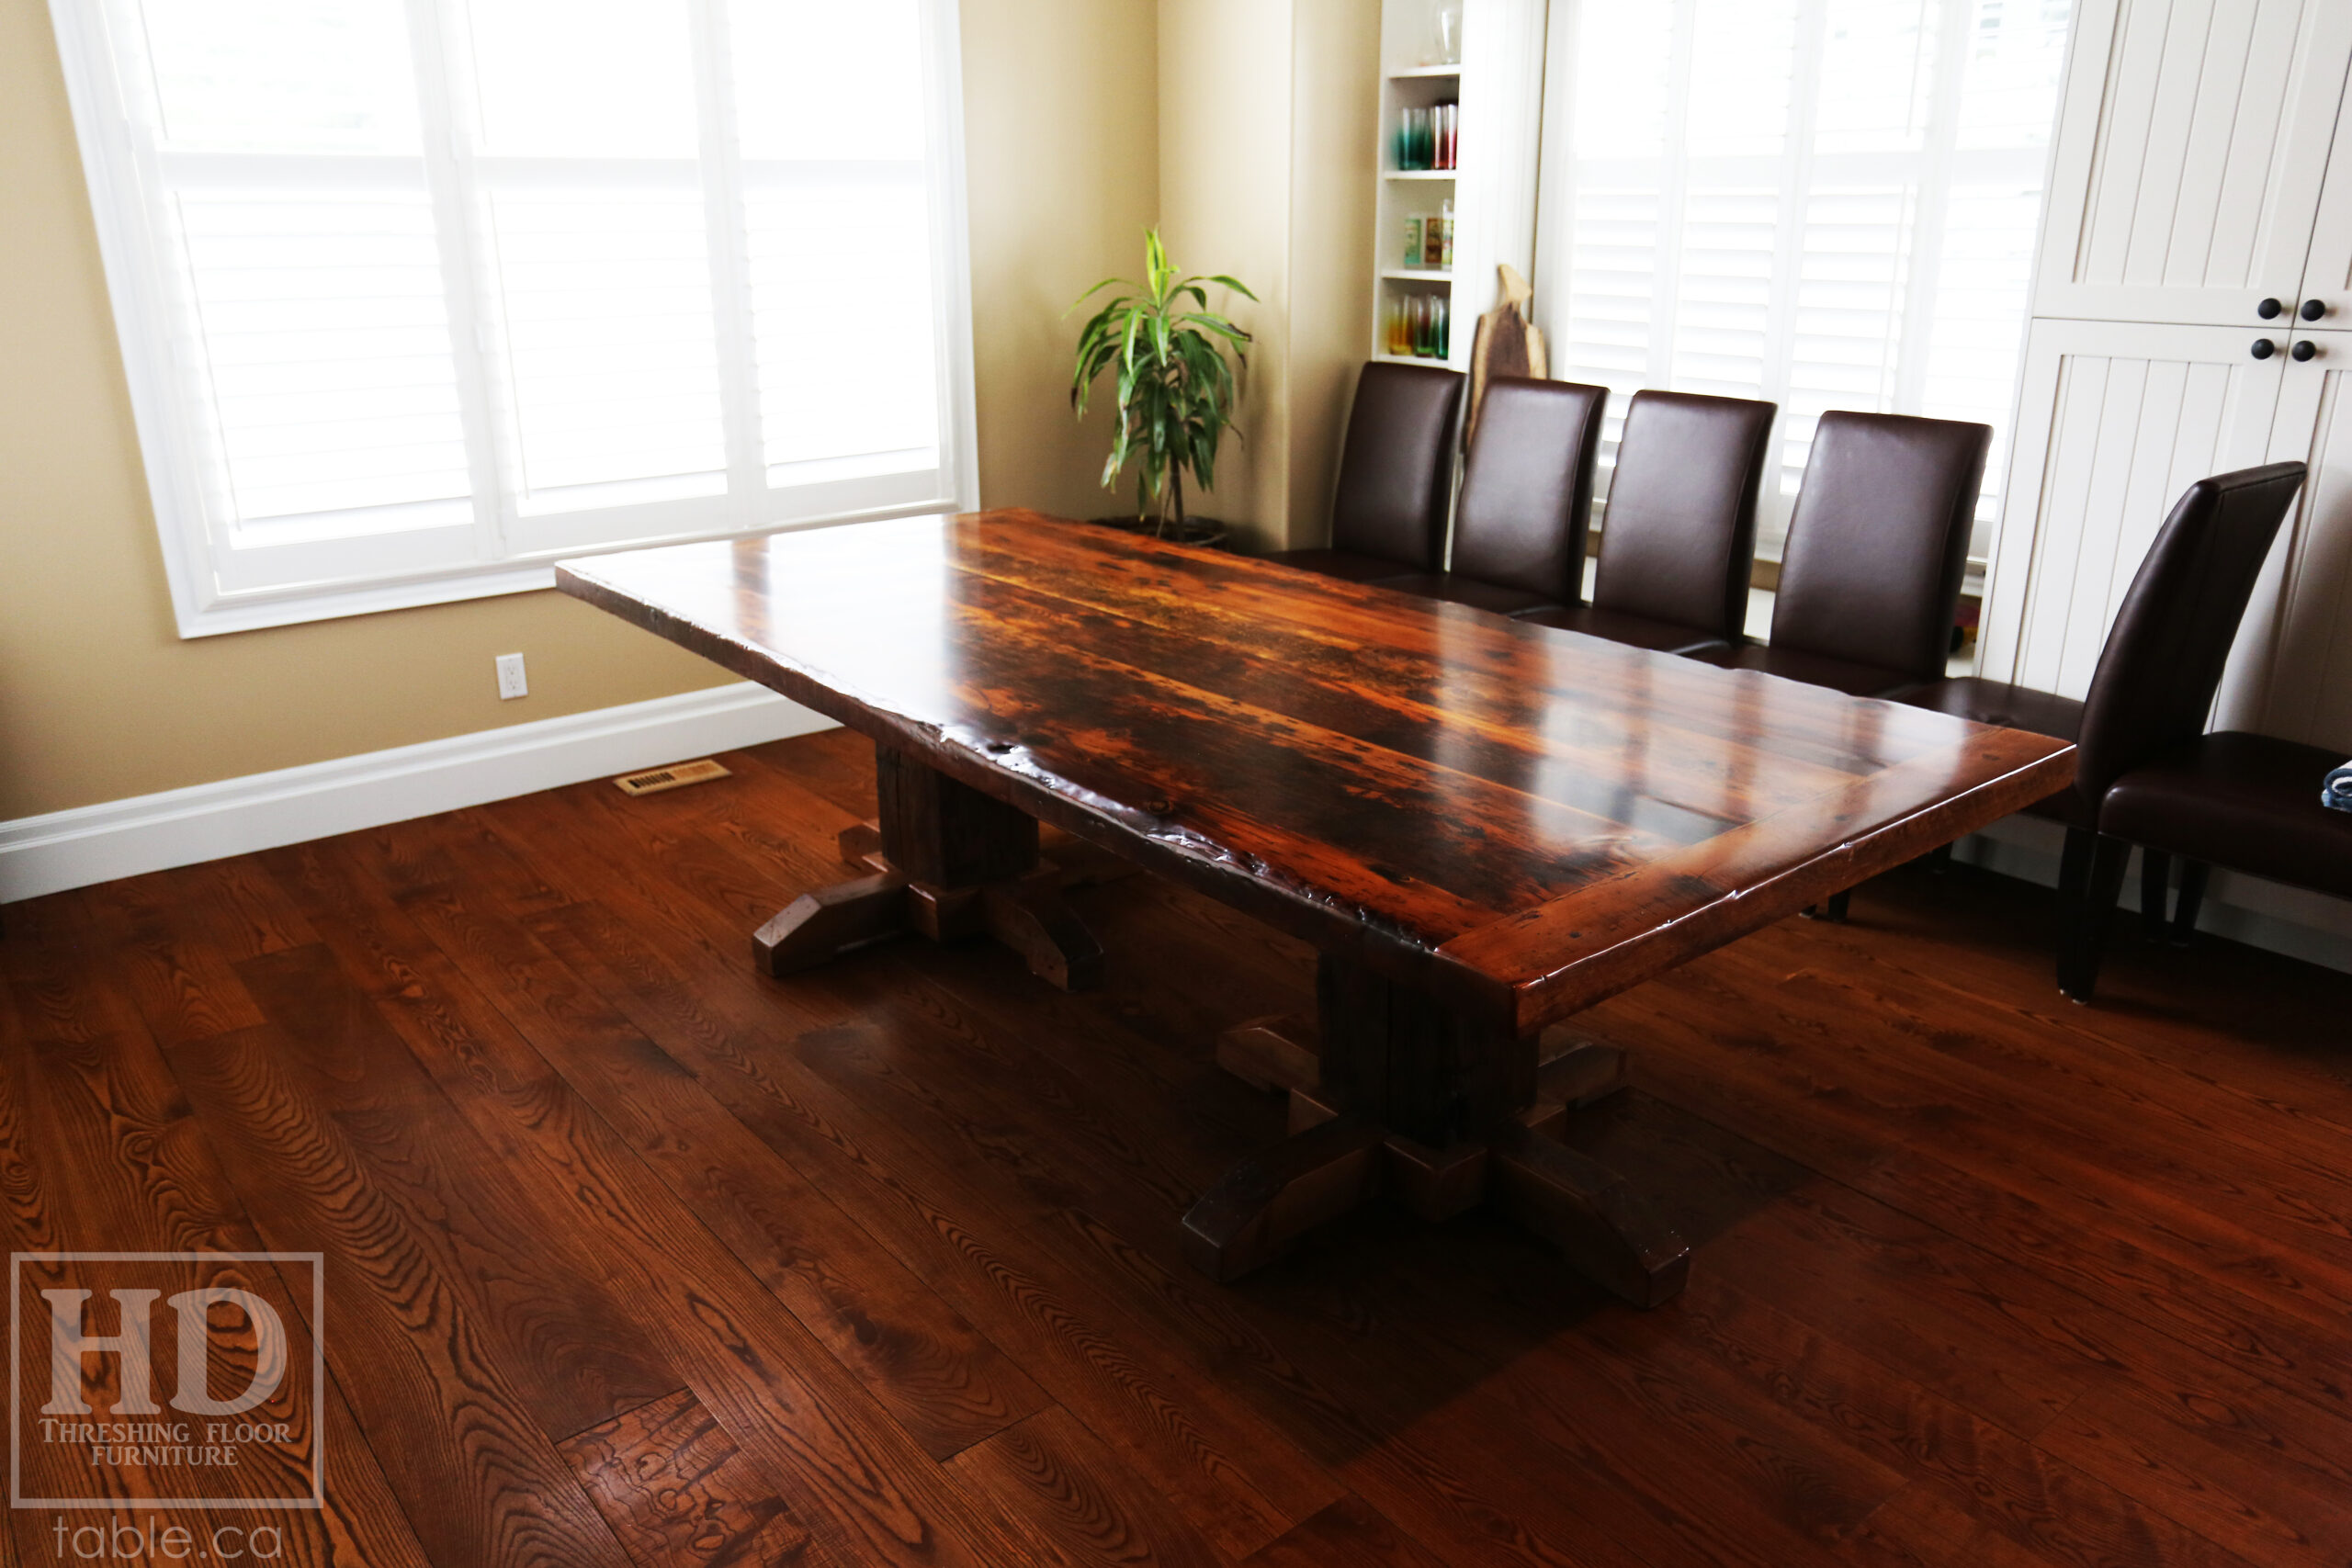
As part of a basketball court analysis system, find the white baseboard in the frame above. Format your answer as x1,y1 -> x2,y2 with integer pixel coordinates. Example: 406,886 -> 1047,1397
0,682 -> 836,903
1956,815 -> 2352,976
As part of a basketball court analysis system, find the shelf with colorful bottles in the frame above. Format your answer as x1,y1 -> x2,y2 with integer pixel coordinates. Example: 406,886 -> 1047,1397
1378,290 -> 1453,364
1368,0 -> 1543,374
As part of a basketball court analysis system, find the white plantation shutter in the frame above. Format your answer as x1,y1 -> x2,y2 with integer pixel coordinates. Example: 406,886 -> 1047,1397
1534,0 -> 2072,558
50,0 -> 976,636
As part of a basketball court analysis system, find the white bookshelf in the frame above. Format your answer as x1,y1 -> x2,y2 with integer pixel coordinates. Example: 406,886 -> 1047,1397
1370,0 -> 1547,374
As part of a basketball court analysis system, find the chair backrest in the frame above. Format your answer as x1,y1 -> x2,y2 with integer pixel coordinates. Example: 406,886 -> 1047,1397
1770,411 -> 1993,682
1329,362 -> 1466,570
1590,389 -> 1778,640
1450,378 -> 1607,604
2075,461 -> 2308,805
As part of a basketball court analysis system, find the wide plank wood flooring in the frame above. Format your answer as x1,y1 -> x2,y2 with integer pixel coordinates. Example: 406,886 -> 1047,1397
6,726 -> 2348,1568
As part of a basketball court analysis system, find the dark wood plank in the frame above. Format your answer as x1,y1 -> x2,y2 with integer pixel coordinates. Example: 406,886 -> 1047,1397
1601,923 -> 2352,1417
253,837 -> 1045,1568
944,1405 -> 1226,1568
8,728 -> 2349,1568
1584,1268 -> 2265,1568
364,856 -> 1056,1462
1241,1495 -> 1453,1568
0,893 -> 428,1564
556,510 -> 2074,1029
230,942 -> 690,1443
2039,1378 -> 2352,1567
1841,1484 -> 2077,1568
559,1389 -> 810,1568
166,1021 -> 640,1568
81,864 -> 267,1047
461,840 -> 1345,1558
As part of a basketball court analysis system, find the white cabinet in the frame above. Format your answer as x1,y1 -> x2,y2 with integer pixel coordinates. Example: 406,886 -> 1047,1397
2290,82 -> 2352,323
1987,0 -> 2352,755
2225,330 -> 2352,745
1985,318 -> 2352,750
2031,0 -> 2352,329
1981,319 -> 2285,695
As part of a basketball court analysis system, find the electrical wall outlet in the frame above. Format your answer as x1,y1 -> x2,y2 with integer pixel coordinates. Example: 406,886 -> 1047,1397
495,652 -> 528,700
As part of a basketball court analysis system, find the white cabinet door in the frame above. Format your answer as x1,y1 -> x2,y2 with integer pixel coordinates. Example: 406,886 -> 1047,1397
2219,329 -> 2352,746
2032,0 -> 2352,329
2292,70 -> 2352,324
1981,318 -> 2285,697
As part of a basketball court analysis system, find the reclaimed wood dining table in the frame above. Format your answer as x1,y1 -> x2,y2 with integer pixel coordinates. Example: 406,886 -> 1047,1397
558,508 -> 2075,1304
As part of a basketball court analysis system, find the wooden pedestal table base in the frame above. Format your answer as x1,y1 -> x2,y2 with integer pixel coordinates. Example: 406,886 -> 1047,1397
1186,961 -> 1687,1307
560,511 -> 2074,1305
752,746 -> 1105,992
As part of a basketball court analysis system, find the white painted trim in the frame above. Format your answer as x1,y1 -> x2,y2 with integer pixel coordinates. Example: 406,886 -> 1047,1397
0,683 -> 835,902
1954,814 -> 2352,977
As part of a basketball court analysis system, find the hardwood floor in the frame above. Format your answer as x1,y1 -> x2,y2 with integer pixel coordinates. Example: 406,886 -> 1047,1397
6,726 -> 2348,1567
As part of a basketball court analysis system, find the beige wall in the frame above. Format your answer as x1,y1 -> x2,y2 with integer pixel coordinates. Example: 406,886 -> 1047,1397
1286,0 -> 1381,543
0,0 -> 1374,822
0,0 -> 1159,819
1156,0 -> 1377,552
1157,0 -> 1295,551
964,0 -> 1161,521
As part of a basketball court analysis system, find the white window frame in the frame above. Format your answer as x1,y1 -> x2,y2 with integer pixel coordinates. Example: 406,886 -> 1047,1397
47,0 -> 980,638
1532,0 -> 2073,563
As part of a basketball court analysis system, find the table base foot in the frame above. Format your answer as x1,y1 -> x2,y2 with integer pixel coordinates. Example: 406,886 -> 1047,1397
756,811 -> 1103,991
753,871 -> 910,976
979,875 -> 1104,990
1199,987 -> 1682,1304
1181,1115 -> 1387,1282
1490,1113 -> 1690,1309
1185,1093 -> 1690,1304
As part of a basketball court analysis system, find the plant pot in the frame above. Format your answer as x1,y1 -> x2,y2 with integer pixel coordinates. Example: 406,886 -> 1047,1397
1089,515 -> 1231,550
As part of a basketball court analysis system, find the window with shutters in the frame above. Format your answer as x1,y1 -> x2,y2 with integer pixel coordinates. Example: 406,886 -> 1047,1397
1533,0 -> 2073,558
50,0 -> 976,637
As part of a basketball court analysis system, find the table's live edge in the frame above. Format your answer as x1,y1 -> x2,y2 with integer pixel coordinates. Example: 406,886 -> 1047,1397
557,558 -> 1495,999
556,553 -> 2077,1036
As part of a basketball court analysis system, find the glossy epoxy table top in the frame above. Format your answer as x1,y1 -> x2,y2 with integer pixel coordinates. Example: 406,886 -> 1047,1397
558,509 -> 2074,1032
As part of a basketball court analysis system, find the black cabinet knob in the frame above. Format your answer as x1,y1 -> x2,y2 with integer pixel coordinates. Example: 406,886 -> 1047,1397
2258,297 -> 2286,319
2303,298 -> 2328,321
2252,338 -> 2278,359
2293,339 -> 2320,362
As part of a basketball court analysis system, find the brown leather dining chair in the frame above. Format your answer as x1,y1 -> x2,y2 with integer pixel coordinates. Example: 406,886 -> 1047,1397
1690,411 -> 1991,697
1265,361 -> 1464,582
1897,460 -> 2308,999
1375,377 -> 1607,615
2087,732 -> 2352,980
1516,389 -> 1777,654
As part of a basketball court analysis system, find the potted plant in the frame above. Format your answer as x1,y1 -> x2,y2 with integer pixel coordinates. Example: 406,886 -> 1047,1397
1069,230 -> 1255,545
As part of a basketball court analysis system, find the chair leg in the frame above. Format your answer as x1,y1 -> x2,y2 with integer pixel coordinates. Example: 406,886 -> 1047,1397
2171,860 -> 2210,947
2139,848 -> 2172,942
1802,890 -> 1851,923
2059,834 -> 2132,1004
2057,825 -> 2096,907
1927,842 -> 1954,875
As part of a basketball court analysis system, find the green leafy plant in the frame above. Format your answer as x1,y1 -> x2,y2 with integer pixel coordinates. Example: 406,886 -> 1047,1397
1069,230 -> 1256,536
